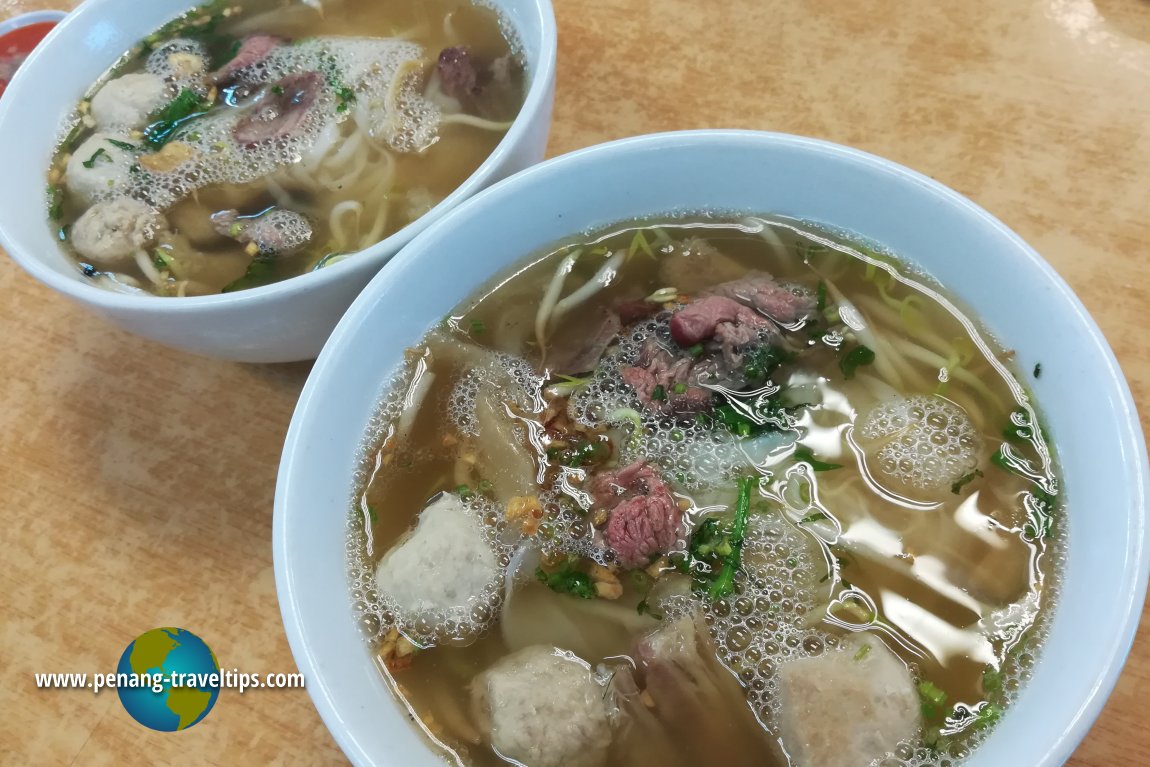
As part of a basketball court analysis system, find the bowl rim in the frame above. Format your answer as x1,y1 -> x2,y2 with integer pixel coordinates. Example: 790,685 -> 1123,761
0,0 -> 558,313
275,129 -> 1150,766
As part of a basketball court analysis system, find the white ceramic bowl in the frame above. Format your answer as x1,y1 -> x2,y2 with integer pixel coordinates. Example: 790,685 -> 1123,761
275,131 -> 1149,766
0,0 -> 556,362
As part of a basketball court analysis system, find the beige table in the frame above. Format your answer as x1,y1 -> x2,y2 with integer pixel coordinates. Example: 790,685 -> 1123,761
2,0 -> 1148,764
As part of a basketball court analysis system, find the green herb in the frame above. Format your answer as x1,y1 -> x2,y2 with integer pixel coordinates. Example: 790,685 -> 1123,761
974,702 -> 1003,729
82,147 -> 110,169
686,476 -> 755,601
140,0 -> 237,67
950,468 -> 984,495
710,399 -> 794,438
476,479 -> 494,495
816,280 -> 828,312
367,504 -> 379,525
469,319 -> 487,335
799,511 -> 829,525
536,556 -> 596,599
1023,488 -> 1057,540
839,344 -> 876,379
743,345 -> 794,384
1033,362 -> 1042,378
548,437 -> 609,469
272,85 -> 285,96
853,643 -> 871,662
688,343 -> 704,358
143,88 -> 213,148
672,382 -> 687,395
793,446 -> 842,471
335,86 -> 356,113
222,256 -> 277,293
151,251 -> 172,270
455,484 -> 475,501
47,185 -> 64,220
1003,407 -> 1033,444
918,680 -> 949,721
105,138 -> 137,151
981,667 -> 1002,697
651,384 -> 666,402
918,680 -> 947,706
636,599 -> 664,619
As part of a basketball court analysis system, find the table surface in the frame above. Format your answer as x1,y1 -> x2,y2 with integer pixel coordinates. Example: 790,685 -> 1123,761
2,0 -> 1148,764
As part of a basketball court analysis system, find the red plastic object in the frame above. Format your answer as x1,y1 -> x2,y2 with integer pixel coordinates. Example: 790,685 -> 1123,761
0,20 -> 61,99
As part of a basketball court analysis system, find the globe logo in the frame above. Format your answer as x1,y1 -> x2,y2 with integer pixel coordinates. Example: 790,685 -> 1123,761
116,627 -> 221,732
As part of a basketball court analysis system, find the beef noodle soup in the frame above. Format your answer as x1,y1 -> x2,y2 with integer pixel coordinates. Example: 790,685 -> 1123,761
348,216 -> 1062,767
47,0 -> 524,296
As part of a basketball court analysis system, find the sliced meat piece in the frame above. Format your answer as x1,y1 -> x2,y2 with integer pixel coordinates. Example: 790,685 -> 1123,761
669,295 -> 771,347
589,461 -> 683,568
438,46 -> 480,98
621,338 -> 713,414
549,309 -> 621,375
210,208 -> 313,256
233,71 -> 321,145
705,271 -> 816,326
605,491 -> 682,568
212,34 -> 283,84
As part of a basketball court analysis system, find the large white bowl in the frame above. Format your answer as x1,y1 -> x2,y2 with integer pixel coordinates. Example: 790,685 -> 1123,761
275,131 -> 1149,766
0,0 -> 556,362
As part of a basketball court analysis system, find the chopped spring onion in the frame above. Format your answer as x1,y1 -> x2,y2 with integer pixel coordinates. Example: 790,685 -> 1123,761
853,643 -> 871,662
651,385 -> 666,402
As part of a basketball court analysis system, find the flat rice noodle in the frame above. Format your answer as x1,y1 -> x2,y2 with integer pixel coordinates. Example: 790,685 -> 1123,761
501,581 -> 658,662
632,616 -> 782,767
474,382 -> 537,503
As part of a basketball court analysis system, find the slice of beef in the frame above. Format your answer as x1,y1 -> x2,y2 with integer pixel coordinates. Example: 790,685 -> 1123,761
669,295 -> 770,347
705,271 -> 816,326
589,461 -> 683,568
212,34 -> 283,85
437,46 -> 521,119
621,338 -> 713,414
548,309 -> 621,375
211,208 -> 313,256
233,71 -> 322,145
438,46 -> 481,99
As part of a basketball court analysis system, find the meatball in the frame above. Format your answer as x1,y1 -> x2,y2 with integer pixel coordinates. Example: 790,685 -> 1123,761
65,133 -> 137,205
472,646 -> 612,767
776,634 -> 921,767
90,73 -> 167,130
71,198 -> 169,270
374,492 -> 498,616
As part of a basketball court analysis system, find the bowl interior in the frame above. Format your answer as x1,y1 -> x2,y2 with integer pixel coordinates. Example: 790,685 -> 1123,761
276,130 -> 1149,767
0,0 -> 556,309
